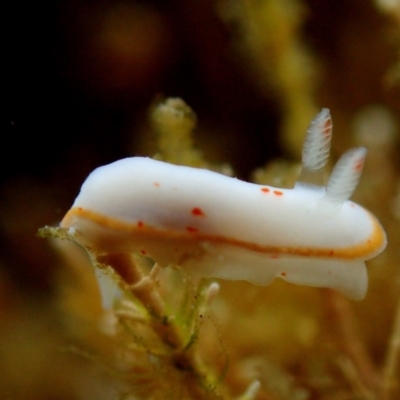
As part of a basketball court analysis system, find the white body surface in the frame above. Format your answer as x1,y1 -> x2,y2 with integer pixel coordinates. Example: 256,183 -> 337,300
61,109 -> 387,300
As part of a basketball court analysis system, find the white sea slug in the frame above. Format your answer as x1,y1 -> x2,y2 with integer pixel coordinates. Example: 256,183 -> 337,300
61,109 -> 387,300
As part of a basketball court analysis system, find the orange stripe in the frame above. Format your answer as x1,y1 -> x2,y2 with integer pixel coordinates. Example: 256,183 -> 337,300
61,207 -> 386,260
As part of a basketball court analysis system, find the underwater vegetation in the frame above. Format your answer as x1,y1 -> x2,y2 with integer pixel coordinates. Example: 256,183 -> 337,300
3,0 -> 400,399
39,97 -> 397,400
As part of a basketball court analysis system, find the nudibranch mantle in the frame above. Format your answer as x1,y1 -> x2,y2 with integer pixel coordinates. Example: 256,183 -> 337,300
61,109 -> 386,300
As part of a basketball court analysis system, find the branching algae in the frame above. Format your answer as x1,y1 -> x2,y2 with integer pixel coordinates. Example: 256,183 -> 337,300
42,98 -> 390,400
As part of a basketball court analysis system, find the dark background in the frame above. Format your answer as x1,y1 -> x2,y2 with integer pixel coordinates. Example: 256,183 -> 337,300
4,0 -> 399,292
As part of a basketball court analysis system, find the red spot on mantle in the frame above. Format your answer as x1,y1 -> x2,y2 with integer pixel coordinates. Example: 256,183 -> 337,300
281,272 -> 287,277
153,182 -> 160,187
140,249 -> 146,255
273,190 -> 283,196
137,221 -> 144,228
261,187 -> 270,193
186,226 -> 198,233
191,207 -> 205,217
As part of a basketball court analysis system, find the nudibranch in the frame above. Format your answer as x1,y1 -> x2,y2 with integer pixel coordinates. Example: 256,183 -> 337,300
61,109 -> 386,300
